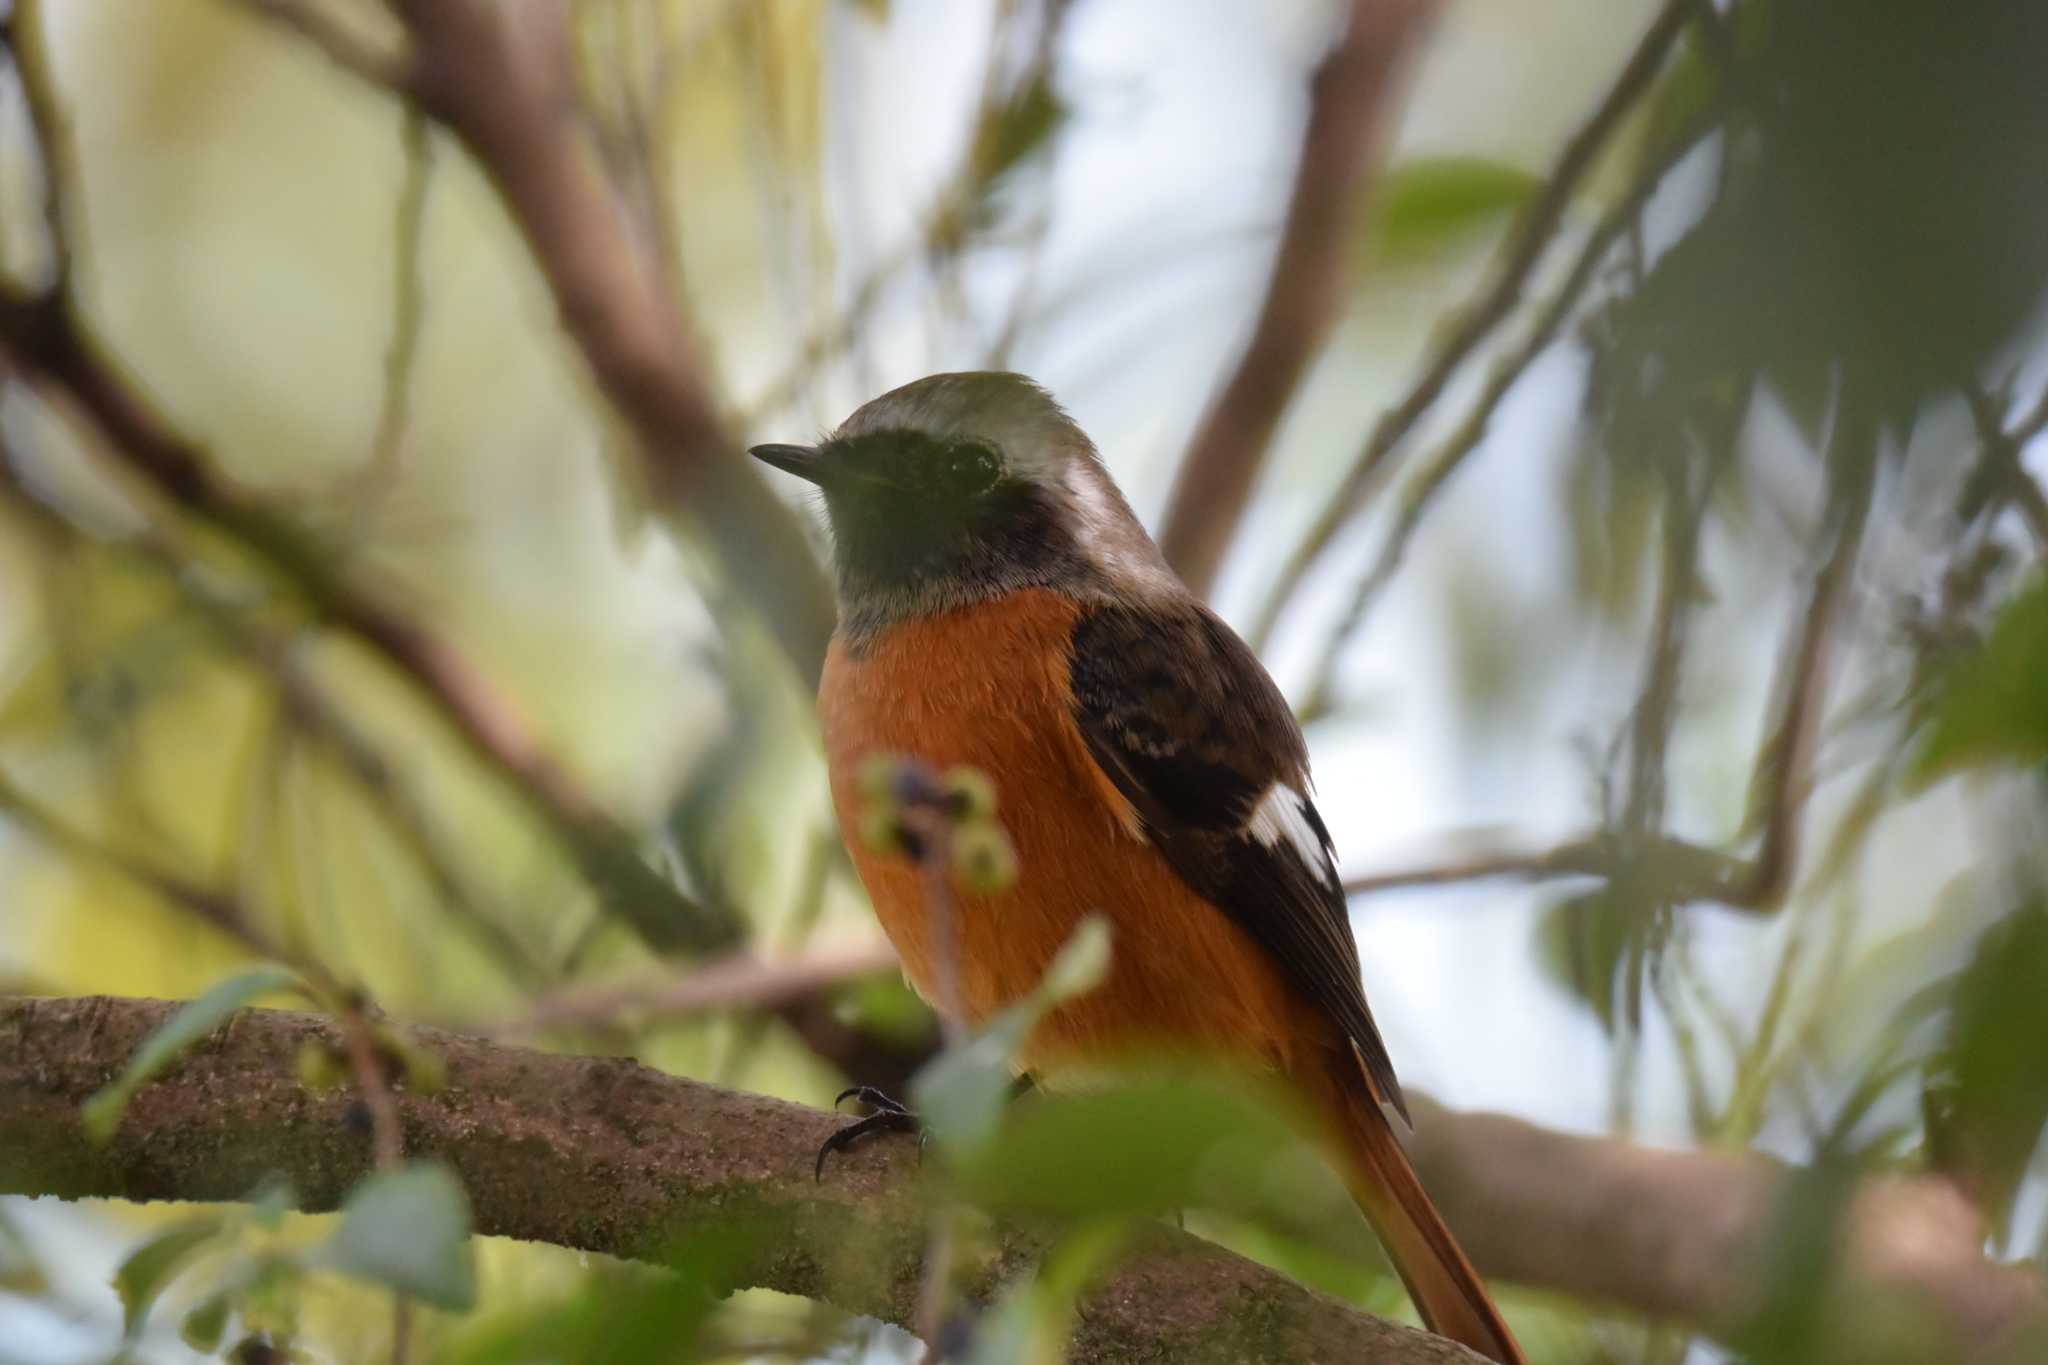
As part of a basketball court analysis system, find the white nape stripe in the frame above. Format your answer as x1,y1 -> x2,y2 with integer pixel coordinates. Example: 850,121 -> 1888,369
1244,782 -> 1334,884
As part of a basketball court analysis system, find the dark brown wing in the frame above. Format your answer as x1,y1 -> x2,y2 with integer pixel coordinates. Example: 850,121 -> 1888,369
1067,600 -> 1406,1120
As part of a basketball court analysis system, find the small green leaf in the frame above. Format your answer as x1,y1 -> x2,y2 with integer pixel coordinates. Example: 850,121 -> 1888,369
913,1003 -> 1039,1155
912,918 -> 1111,1155
181,1290 -> 233,1353
1930,902 -> 2048,1227
1911,577 -> 2048,783
1370,157 -> 1541,264
962,1220 -> 1133,1365
83,966 -> 303,1143
114,1216 -> 226,1340
246,1176 -> 298,1230
950,1071 -> 1359,1252
434,1226 -> 759,1365
1036,915 -> 1111,1003
319,1162 -> 475,1310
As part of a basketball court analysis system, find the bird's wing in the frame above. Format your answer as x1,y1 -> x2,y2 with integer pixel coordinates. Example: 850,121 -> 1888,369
1066,600 -> 1405,1120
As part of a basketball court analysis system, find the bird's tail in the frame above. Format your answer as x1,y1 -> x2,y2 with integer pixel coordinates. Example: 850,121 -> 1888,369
1325,1071 -> 1525,1365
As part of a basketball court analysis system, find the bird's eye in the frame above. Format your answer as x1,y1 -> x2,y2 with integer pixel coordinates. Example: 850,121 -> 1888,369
941,440 -> 1003,495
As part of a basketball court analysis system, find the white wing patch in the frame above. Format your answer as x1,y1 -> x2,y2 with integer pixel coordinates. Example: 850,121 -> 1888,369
1245,782 -> 1336,886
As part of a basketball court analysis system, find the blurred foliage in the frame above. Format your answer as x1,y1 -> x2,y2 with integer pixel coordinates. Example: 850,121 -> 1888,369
3,0 -> 2048,1362
1368,157 -> 1540,267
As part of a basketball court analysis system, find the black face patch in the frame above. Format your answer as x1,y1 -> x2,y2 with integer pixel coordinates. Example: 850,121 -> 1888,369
819,428 -> 1079,609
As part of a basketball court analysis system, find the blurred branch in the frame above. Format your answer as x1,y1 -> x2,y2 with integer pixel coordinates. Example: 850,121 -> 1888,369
1248,0 -> 1706,649
0,995 -> 1486,1365
9,994 -> 2041,1361
0,285 -> 736,951
0,25 -> 738,953
1344,391 -> 1871,927
0,770 -> 292,961
272,0 -> 838,685
1408,1096 -> 2044,1361
342,107 -> 433,540
240,0 -> 414,90
1297,105 -> 1719,716
1734,387 -> 1876,909
1154,0 -> 1437,597
1342,829 -> 1751,903
500,938 -> 900,1041
0,450 -> 563,986
1961,380 -> 2048,554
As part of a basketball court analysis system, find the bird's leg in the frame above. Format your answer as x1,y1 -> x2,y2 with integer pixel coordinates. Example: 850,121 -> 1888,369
813,1075 -> 1036,1179
814,1086 -> 923,1179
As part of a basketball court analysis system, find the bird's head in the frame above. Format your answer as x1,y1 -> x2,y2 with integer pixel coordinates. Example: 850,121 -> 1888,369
751,372 -> 1177,637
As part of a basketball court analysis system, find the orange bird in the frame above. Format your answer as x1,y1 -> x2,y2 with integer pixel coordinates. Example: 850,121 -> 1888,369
754,372 -> 1522,1365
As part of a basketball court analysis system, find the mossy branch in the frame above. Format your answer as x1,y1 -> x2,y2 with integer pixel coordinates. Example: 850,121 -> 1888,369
0,994 -> 1481,1365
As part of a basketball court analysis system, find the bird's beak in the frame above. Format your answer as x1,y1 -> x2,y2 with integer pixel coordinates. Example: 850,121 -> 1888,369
749,443 -> 828,485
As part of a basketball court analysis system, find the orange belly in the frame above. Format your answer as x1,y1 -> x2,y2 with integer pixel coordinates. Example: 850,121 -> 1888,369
819,590 -> 1325,1079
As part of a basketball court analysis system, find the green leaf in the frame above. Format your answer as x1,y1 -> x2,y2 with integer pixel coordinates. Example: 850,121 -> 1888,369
913,917 -> 1110,1156
1911,577 -> 2048,783
1532,888 -> 1641,1032
320,1163 -> 476,1310
181,1290 -> 233,1353
246,1175 -> 298,1230
114,1216 -> 227,1340
432,1226 -> 758,1365
962,1220 -> 1133,1365
970,75 -> 1068,194
1370,157 -> 1541,264
1037,915 -> 1112,1002
913,1002 -> 1040,1155
82,966 -> 304,1143
950,1070 -> 1360,1253
1929,902 -> 2048,1226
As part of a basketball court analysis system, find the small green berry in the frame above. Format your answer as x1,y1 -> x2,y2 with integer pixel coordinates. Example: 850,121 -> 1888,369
858,803 -> 907,854
950,819 -> 1019,894
856,752 -> 908,799
941,765 -> 998,820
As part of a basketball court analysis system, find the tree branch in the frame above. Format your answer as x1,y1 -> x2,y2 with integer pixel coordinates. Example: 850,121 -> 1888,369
382,0 -> 837,686
5,995 -> 2040,1362
1407,1097 -> 2044,1361
0,288 -> 737,954
1154,0 -> 1437,598
0,995 -> 1481,1365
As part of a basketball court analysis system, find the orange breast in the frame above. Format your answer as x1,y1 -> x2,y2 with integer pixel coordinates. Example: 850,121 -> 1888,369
818,590 -> 1322,1079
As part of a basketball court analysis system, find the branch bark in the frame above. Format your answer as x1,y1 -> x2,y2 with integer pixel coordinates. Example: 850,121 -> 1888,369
5,995 -> 2041,1363
1154,0 -> 1437,598
1408,1098 -> 2045,1361
0,995 -> 1478,1365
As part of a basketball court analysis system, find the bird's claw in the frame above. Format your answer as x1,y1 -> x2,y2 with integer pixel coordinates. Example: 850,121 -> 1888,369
815,1086 -> 925,1180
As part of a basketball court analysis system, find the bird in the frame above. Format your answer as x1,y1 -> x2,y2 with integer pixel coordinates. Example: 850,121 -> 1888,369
752,371 -> 1523,1365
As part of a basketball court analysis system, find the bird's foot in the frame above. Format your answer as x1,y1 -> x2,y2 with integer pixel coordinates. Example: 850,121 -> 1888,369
815,1085 -> 924,1179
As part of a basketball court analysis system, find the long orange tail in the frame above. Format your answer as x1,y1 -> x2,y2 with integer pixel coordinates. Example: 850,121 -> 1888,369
1329,1078 -> 1525,1365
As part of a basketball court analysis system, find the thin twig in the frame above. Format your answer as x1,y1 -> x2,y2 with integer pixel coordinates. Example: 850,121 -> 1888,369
1154,0 -> 1437,597
333,996 -> 413,1365
1297,106 -> 1719,714
1247,0 -> 1705,649
238,0 -> 417,93
344,108 -> 434,542
501,939 -> 900,1041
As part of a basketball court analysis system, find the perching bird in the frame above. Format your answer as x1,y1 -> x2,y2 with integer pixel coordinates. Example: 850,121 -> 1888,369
752,372 -> 1522,1365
